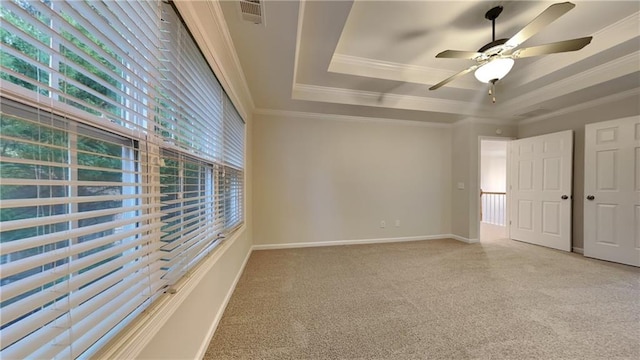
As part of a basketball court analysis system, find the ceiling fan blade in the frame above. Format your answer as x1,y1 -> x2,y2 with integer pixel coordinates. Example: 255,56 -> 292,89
510,36 -> 592,58
436,50 -> 483,60
429,64 -> 481,90
504,2 -> 575,49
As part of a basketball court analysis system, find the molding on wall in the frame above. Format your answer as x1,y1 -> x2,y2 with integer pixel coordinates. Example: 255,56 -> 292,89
328,53 -> 478,90
501,52 -> 640,116
291,83 -> 493,117
572,247 -> 584,255
97,227 -> 247,359
449,234 -> 480,244
253,108 -> 453,128
292,0 -> 306,92
252,235 -> 474,250
517,88 -> 640,125
508,12 -> 640,88
454,116 -> 517,126
330,13 -> 640,93
195,243 -> 253,359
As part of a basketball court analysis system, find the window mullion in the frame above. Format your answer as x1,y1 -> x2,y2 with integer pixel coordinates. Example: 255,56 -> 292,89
48,1 -> 60,103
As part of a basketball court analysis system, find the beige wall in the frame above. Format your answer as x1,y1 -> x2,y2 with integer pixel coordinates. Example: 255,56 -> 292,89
253,113 -> 453,245
518,95 -> 640,250
451,123 -> 472,239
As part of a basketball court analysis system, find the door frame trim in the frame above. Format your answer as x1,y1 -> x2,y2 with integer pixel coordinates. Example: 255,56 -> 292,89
477,136 -> 514,242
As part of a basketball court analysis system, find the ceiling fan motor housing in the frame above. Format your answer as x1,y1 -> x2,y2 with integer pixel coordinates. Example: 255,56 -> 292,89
478,38 -> 508,54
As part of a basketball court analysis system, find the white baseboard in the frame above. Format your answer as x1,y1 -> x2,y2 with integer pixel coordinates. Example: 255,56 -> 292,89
252,234 -> 478,250
195,244 -> 253,359
448,234 -> 479,244
572,247 -> 584,255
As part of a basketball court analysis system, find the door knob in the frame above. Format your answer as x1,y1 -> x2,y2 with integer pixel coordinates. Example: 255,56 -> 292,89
561,195 -> 569,200
586,195 -> 595,201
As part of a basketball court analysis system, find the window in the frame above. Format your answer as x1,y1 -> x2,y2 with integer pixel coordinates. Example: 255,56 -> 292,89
1,0 -> 244,357
0,102 -> 162,358
160,150 -> 219,285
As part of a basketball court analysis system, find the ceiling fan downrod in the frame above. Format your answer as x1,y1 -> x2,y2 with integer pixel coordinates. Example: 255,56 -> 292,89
485,6 -> 503,43
486,6 -> 503,104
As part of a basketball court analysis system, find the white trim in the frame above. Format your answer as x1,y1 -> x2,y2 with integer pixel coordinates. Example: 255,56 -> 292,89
328,53 -> 478,90
195,242 -> 253,359
252,234 -> 477,250
449,234 -> 480,244
572,247 -> 584,255
292,0 -> 306,94
291,83 -> 493,117
501,53 -> 639,116
508,12 -> 640,88
477,136 -> 513,242
517,88 -> 640,125
454,116 -> 516,126
253,108 -> 452,128
96,226 -> 247,359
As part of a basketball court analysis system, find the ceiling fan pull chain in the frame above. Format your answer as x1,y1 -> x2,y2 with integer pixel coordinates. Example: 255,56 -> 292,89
491,82 -> 497,103
491,83 -> 496,104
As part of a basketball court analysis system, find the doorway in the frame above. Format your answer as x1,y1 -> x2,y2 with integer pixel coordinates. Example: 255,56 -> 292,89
479,139 -> 508,242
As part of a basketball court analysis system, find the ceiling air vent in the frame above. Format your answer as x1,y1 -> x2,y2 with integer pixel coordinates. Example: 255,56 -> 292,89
239,0 -> 264,25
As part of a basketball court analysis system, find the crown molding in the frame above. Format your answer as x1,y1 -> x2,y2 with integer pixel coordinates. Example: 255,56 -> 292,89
292,0 -> 306,94
517,87 -> 640,125
328,53 -> 478,90
508,11 -> 640,88
328,13 -> 639,93
501,52 -> 639,115
292,83 -> 493,117
174,0 -> 255,120
454,117 -> 517,126
253,108 -> 453,128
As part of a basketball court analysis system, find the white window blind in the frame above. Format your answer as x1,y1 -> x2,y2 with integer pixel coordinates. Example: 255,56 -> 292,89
0,0 -> 160,136
159,150 -> 221,286
0,101 -> 164,359
155,3 -> 224,163
1,0 -> 245,358
223,93 -> 244,169
222,93 -> 245,232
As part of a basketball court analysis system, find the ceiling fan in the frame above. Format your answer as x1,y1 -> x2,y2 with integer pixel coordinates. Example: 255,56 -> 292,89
429,2 -> 593,103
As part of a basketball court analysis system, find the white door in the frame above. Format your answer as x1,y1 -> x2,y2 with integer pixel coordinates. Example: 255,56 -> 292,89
584,117 -> 640,266
509,130 -> 573,251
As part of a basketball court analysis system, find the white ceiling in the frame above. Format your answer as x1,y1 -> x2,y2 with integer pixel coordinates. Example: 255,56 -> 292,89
218,0 -> 640,124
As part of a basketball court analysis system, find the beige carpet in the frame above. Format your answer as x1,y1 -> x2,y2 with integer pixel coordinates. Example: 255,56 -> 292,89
204,238 -> 640,359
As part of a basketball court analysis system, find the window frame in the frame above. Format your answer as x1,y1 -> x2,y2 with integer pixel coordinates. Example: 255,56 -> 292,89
0,0 -> 245,357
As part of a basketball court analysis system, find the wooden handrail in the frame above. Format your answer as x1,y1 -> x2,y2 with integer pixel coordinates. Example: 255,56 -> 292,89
480,190 -> 506,196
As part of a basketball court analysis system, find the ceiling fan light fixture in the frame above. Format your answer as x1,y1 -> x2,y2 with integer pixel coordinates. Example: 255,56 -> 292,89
474,58 -> 514,83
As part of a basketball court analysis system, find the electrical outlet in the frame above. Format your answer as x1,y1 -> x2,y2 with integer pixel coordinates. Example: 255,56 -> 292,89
395,220 -> 400,227
380,220 -> 386,228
